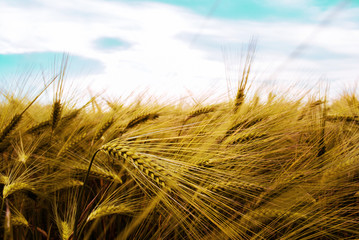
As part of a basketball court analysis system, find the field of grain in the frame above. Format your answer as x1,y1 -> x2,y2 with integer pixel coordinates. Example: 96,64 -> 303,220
0,66 -> 359,239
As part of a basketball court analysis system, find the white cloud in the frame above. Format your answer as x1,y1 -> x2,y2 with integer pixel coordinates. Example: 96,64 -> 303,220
0,0 -> 358,100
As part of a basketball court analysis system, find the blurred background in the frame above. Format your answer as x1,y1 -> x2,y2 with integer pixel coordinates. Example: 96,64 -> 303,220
0,0 -> 358,102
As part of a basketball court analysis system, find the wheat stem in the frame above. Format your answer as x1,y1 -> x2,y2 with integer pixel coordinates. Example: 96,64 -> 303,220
73,149 -> 101,240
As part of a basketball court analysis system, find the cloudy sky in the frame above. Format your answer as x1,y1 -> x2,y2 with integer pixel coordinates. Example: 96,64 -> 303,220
0,0 -> 358,101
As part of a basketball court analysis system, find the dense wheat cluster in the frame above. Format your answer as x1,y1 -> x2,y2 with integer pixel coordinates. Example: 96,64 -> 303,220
0,71 -> 359,239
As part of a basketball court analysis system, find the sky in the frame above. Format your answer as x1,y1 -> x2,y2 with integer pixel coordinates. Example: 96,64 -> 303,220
0,0 -> 358,102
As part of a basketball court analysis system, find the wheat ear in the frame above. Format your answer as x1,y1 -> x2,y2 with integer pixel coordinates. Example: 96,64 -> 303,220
60,221 -> 72,240
48,179 -> 83,193
93,117 -> 114,141
11,214 -> 29,228
226,132 -> 266,144
0,114 -> 22,143
219,117 -> 264,143
58,96 -> 95,128
74,141 -> 170,239
186,106 -> 216,121
233,39 -> 256,113
0,174 -> 9,184
240,208 -> 307,230
326,115 -> 359,124
122,112 -> 159,132
100,141 -> 170,190
321,157 -> 358,183
57,133 -> 87,157
3,182 -> 36,199
1,75 -> 57,141
61,108 -> 82,122
318,98 -> 327,157
26,120 -> 51,134
234,88 -> 245,112
209,181 -> 265,194
177,106 -> 216,136
87,204 -> 132,222
74,164 -> 123,184
51,100 -> 62,131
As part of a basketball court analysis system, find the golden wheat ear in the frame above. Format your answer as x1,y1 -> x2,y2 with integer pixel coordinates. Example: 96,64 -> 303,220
57,133 -> 87,157
120,112 -> 160,135
86,204 -> 133,222
233,38 -> 256,113
93,116 -> 114,142
11,212 -> 29,228
26,120 -> 51,135
326,115 -> 359,124
0,114 -> 22,143
73,139 -> 172,239
2,182 -> 37,199
100,141 -> 171,190
50,54 -> 68,132
185,106 -> 216,122
53,190 -> 77,240
51,100 -> 62,131
0,75 -> 57,146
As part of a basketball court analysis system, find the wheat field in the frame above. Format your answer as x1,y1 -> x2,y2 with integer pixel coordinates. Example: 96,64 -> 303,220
0,65 -> 358,239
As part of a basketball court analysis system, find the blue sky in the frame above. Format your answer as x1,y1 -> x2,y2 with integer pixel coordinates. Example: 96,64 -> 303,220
0,0 -> 358,100
144,0 -> 348,20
